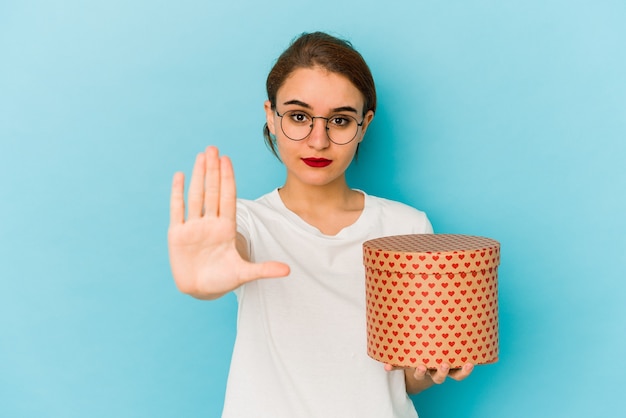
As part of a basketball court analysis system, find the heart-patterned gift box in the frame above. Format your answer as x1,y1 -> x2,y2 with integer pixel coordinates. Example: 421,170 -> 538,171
362,234 -> 500,369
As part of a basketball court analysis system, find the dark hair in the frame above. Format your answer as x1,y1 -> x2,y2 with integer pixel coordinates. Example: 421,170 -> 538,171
263,32 -> 377,159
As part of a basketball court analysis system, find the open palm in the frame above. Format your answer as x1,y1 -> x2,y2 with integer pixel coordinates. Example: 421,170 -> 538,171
168,146 -> 290,299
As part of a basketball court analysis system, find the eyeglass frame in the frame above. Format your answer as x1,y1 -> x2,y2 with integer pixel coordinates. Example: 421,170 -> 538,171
275,109 -> 366,145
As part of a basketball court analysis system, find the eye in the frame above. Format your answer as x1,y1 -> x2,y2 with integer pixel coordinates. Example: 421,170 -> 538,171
329,115 -> 354,128
287,111 -> 311,124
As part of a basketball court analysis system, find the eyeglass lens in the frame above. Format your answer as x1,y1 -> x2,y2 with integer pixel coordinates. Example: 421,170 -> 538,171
280,110 -> 359,145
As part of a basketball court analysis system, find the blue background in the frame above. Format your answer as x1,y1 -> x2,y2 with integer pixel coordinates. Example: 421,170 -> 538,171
1,1 -> 625,417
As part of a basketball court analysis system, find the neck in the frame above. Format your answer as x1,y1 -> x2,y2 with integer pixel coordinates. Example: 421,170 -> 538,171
278,176 -> 365,236
279,177 -> 353,209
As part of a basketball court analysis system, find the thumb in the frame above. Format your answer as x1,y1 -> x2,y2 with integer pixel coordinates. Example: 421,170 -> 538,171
240,261 -> 290,283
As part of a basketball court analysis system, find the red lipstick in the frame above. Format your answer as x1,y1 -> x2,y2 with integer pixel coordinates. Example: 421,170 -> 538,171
302,158 -> 332,168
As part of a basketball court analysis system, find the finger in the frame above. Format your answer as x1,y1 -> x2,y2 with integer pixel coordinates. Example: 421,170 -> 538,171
203,146 -> 221,217
187,153 -> 206,219
429,363 -> 451,385
218,155 -> 236,220
240,261 -> 290,284
448,363 -> 474,381
412,365 -> 429,380
169,172 -> 185,225
255,261 -> 291,279
383,364 -> 398,372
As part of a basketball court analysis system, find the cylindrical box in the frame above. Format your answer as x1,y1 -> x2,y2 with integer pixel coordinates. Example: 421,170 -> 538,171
363,234 -> 500,369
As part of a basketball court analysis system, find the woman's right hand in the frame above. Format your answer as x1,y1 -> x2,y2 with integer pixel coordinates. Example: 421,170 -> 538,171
168,146 -> 290,299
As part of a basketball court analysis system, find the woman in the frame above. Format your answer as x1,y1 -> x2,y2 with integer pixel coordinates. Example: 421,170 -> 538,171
168,32 -> 473,417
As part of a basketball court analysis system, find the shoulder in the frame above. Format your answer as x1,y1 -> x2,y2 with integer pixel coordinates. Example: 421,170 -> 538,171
236,189 -> 279,214
367,194 -> 428,218
365,194 -> 434,234
236,189 -> 286,235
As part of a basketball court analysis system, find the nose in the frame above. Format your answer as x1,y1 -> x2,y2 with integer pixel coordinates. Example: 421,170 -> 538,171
306,117 -> 330,149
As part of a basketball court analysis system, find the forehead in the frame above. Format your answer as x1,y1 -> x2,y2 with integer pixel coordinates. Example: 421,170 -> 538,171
276,67 -> 365,111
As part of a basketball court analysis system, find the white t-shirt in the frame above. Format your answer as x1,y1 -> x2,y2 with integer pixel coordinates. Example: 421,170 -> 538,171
222,189 -> 433,418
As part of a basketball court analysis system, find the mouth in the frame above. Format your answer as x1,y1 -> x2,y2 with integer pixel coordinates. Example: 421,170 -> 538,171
301,158 -> 332,168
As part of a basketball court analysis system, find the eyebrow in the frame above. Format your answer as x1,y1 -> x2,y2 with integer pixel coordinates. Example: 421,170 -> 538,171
282,99 -> 359,114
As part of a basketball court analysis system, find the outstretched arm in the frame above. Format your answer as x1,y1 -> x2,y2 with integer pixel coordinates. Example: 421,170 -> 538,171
167,146 -> 290,300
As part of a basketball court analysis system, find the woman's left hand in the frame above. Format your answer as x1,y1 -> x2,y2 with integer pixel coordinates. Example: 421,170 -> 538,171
384,362 -> 474,394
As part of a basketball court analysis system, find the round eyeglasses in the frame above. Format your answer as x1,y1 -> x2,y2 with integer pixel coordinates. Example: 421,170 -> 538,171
275,110 -> 364,145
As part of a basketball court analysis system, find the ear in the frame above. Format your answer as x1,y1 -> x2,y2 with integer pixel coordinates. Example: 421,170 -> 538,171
264,100 -> 276,135
358,110 -> 375,142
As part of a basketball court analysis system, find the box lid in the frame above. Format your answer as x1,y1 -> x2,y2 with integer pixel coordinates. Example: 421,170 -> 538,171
363,234 -> 500,274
